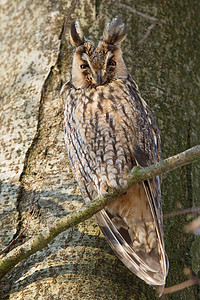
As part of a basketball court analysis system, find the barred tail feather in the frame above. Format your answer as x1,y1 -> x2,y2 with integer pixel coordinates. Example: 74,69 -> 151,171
95,204 -> 167,287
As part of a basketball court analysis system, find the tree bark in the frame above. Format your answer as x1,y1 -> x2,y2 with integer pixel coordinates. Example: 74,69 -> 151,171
0,0 -> 199,299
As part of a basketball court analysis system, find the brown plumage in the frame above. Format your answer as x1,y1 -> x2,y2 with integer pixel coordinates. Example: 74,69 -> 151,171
61,17 -> 168,290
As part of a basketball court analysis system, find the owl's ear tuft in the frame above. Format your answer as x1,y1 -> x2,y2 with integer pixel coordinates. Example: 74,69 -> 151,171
103,16 -> 126,44
70,20 -> 85,47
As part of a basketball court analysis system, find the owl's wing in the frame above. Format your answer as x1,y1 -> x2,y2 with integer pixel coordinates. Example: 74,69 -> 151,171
130,78 -> 168,283
95,78 -> 168,289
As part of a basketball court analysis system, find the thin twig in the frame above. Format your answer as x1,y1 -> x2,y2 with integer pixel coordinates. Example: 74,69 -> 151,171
128,207 -> 200,226
163,278 -> 200,294
114,1 -> 159,45
61,0 -> 78,43
137,23 -> 156,45
163,207 -> 200,220
114,1 -> 158,22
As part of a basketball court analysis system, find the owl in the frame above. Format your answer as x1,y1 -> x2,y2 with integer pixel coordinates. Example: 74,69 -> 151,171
62,17 -> 168,290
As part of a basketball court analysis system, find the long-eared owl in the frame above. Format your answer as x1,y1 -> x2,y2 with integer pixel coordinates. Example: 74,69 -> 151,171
62,17 -> 168,289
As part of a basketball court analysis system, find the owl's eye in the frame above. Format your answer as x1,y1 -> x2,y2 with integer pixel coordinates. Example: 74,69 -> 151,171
108,60 -> 116,66
80,63 -> 89,69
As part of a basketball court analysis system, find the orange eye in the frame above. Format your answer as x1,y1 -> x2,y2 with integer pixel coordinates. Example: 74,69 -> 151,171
80,64 -> 89,69
109,60 -> 116,66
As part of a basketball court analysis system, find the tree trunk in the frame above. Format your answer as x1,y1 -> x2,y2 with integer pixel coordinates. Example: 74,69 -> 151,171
0,0 -> 199,299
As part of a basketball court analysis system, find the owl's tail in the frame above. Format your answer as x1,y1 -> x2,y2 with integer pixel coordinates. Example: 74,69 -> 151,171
95,181 -> 168,293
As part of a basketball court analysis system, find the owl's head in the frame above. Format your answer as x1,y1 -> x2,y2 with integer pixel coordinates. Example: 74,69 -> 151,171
70,17 -> 128,89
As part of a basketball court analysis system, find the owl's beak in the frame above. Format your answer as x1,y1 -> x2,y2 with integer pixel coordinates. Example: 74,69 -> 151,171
96,69 -> 103,86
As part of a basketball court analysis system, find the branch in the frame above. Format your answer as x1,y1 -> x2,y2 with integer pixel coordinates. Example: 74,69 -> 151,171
127,145 -> 200,187
137,23 -> 156,45
113,1 -> 159,45
114,1 -> 158,22
0,145 -> 199,280
163,278 -> 200,294
164,207 -> 200,220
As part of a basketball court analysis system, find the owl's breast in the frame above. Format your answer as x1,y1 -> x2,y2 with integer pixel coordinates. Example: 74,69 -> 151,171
74,82 -> 137,142
64,81 -> 142,195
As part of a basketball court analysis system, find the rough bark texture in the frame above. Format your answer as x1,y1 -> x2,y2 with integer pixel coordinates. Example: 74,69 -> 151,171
0,0 -> 199,299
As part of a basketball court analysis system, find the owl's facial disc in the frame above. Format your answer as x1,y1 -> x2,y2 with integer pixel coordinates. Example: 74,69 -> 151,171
71,40 -> 127,89
81,50 -> 114,86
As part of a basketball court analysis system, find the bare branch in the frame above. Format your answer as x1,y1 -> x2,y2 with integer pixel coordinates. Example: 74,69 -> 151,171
163,207 -> 200,220
163,278 -> 200,294
131,207 -> 200,226
127,145 -> 200,187
114,1 -> 158,22
0,145 -> 199,280
113,1 -> 159,45
137,23 -> 156,45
